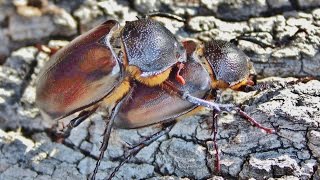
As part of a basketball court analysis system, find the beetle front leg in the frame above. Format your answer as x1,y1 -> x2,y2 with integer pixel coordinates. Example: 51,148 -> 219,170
91,85 -> 134,180
236,107 -> 274,134
162,81 -> 234,112
57,106 -> 99,138
162,81 -> 274,134
91,104 -> 118,180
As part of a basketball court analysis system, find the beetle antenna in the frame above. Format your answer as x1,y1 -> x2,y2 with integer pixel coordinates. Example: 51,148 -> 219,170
231,34 -> 274,48
145,12 -> 186,22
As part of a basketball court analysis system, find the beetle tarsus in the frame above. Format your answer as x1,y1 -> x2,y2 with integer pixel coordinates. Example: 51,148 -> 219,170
212,111 -> 221,172
57,106 -> 98,138
36,44 -> 61,56
128,120 -> 176,150
107,122 -> 176,180
236,107 -> 275,134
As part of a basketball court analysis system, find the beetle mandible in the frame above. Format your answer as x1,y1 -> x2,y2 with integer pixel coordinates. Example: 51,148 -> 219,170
35,15 -> 273,180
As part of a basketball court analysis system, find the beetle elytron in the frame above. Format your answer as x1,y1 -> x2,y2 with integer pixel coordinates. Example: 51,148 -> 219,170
36,15 -> 273,179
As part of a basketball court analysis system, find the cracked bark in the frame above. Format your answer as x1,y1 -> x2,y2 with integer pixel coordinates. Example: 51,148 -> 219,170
0,0 -> 319,179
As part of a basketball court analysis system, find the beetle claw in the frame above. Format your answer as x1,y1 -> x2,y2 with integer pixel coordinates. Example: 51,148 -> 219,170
123,141 -> 135,150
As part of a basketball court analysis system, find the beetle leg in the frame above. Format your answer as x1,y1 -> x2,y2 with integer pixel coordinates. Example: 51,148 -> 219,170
58,106 -> 99,138
107,120 -> 176,180
162,81 -> 274,134
91,102 -> 122,180
185,94 -> 274,133
91,85 -> 135,180
236,107 -> 274,134
162,81 -> 234,112
211,110 -> 220,172
129,120 -> 176,150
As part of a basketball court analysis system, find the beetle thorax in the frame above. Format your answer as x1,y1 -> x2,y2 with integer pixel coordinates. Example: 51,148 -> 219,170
120,19 -> 186,86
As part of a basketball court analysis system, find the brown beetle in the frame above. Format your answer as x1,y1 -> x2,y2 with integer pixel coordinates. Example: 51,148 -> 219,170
36,17 -> 273,180
36,18 -> 187,121
103,39 -> 274,179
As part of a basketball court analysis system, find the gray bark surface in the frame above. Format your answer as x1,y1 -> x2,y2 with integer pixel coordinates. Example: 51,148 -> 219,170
0,0 -> 319,179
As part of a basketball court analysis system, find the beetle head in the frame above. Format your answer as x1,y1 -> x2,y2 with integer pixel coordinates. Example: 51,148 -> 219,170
201,40 -> 255,90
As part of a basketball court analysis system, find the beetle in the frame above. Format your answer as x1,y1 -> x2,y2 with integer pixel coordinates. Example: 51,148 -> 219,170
103,39 -> 274,179
35,16 -> 273,179
36,18 -> 187,120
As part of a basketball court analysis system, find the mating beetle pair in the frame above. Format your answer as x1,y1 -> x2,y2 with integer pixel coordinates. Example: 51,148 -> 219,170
36,15 -> 273,179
